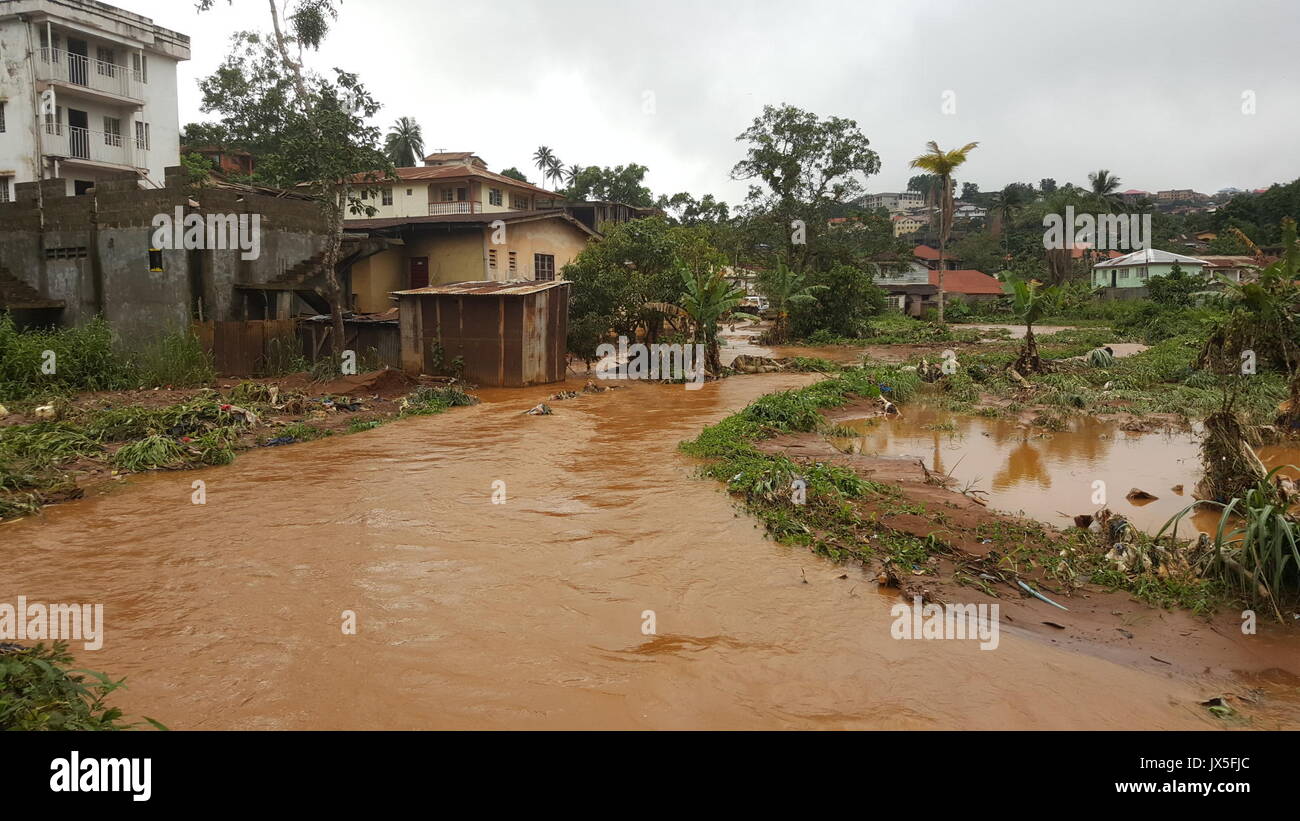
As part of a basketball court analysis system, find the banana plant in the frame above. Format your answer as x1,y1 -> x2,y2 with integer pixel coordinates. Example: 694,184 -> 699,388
646,264 -> 757,376
757,261 -> 828,342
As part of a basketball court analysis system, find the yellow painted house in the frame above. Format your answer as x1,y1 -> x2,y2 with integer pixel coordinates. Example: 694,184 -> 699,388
341,152 -> 662,314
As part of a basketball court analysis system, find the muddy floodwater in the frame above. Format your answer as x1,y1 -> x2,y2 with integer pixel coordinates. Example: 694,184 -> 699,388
830,403 -> 1300,535
4,376 -> 1298,729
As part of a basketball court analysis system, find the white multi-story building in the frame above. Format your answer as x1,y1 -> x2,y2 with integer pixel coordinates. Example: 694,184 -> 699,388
0,0 -> 189,201
863,190 -> 926,213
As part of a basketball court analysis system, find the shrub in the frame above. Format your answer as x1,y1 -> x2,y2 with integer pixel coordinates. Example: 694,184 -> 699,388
0,643 -> 147,730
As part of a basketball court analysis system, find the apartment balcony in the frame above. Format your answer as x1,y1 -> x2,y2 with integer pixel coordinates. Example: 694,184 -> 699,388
43,124 -> 145,170
427,201 -> 482,215
36,47 -> 145,104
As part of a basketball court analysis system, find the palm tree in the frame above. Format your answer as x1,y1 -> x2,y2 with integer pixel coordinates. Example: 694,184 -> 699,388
1088,169 -> 1124,211
563,163 -> 582,188
646,265 -> 754,376
757,261 -> 828,342
383,117 -> 424,167
533,146 -> 556,181
991,183 -> 1030,253
546,156 -> 565,188
909,141 -> 979,323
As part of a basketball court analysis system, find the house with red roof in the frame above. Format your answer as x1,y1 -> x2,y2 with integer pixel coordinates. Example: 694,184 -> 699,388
913,244 -> 960,270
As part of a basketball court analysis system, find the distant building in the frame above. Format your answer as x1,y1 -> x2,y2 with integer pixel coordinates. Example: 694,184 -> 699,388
1119,189 -> 1151,205
185,146 -> 254,177
863,190 -> 926,213
954,203 -> 987,220
891,213 -> 926,237
1091,248 -> 1209,289
913,244 -> 959,270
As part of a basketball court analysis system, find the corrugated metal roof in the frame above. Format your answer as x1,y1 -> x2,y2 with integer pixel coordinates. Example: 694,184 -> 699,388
929,269 -> 1003,294
393,279 -> 569,296
343,210 -> 600,237
1094,248 -> 1210,268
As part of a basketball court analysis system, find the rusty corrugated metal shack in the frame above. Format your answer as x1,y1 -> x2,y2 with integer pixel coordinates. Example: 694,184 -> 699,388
393,280 -> 570,387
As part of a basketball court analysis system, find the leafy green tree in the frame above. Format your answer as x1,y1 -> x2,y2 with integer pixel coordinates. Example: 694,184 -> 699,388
731,104 -> 881,271
960,182 -> 980,201
533,146 -> 558,184
564,164 -> 655,206
197,2 -> 392,356
789,264 -> 885,339
383,117 -> 424,167
563,217 -> 724,359
500,167 -> 532,184
1146,262 -> 1207,307
909,140 -> 979,323
1214,178 -> 1300,245
181,121 -> 232,148
1039,178 -> 1057,195
1087,168 -> 1124,211
658,192 -> 731,226
756,262 -> 828,342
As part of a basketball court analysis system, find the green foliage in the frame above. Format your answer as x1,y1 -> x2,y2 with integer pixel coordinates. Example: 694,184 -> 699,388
1162,468 -> 1300,617
398,384 -> 479,416
789,264 -> 885,339
563,217 -> 726,360
111,434 -> 188,472
132,329 -> 216,388
563,164 -> 655,207
0,315 -> 129,401
0,643 -> 142,730
383,117 -> 424,167
1146,263 -> 1209,307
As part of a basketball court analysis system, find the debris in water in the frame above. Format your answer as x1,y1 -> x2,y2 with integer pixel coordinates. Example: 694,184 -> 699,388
1125,488 -> 1158,502
1017,580 -> 1069,611
524,403 -> 553,416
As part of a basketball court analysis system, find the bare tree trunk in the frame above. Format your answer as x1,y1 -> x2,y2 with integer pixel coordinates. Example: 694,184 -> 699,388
322,197 -> 346,358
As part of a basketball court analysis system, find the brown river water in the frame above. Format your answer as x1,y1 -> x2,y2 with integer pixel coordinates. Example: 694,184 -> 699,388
4,369 -> 1294,729
830,405 -> 1300,536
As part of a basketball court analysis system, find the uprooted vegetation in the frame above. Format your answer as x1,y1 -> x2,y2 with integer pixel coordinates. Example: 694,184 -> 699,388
0,379 -> 479,521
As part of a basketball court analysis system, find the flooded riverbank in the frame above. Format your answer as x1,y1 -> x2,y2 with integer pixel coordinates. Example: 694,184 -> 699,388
4,373 -> 1298,729
828,402 -> 1300,535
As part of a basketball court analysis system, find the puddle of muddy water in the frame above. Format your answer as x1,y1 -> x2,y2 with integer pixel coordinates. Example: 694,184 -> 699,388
830,402 -> 1300,535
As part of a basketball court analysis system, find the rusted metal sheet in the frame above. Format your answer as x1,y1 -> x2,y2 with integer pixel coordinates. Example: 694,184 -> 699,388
297,320 -> 401,370
192,319 -> 297,376
396,281 -> 569,386
393,279 -> 568,297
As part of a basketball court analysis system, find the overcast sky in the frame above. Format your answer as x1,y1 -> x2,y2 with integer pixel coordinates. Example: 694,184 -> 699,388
117,0 -> 1299,203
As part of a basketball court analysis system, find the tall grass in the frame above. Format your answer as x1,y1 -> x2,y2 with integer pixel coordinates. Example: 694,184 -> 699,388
1160,466 -> 1300,618
130,329 -> 215,388
0,314 -> 130,401
0,315 -> 214,401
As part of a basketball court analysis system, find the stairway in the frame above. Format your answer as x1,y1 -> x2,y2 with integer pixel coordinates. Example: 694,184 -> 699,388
235,252 -> 332,314
0,268 -> 65,310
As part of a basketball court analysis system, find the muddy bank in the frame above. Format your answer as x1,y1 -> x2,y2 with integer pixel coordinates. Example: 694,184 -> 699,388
756,401 -> 1300,726
0,368 -> 470,521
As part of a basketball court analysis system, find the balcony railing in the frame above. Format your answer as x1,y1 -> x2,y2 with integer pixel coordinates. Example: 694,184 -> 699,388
43,123 -> 142,167
36,47 -> 145,101
428,201 -> 481,215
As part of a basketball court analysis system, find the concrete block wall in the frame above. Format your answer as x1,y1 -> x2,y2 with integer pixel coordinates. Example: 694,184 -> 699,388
0,167 -> 334,345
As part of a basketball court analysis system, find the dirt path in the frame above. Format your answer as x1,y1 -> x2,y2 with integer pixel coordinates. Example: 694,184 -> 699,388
4,374 -> 1294,729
